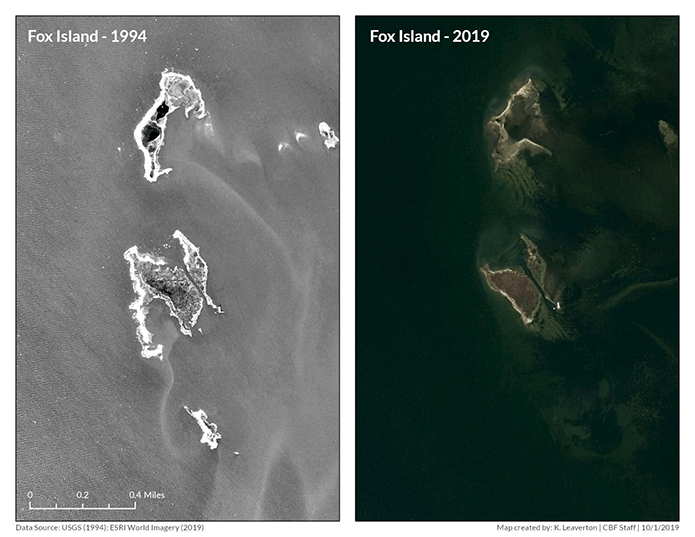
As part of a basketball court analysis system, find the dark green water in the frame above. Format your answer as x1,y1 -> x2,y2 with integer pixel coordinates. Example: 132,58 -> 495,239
357,16 -> 678,521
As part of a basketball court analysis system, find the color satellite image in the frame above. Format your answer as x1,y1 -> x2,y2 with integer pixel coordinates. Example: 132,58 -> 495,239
357,16 -> 677,521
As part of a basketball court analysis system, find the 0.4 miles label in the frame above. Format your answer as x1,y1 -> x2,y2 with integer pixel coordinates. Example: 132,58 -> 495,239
129,490 -> 165,499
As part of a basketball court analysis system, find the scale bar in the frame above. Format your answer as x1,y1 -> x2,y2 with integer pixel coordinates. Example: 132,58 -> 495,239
29,501 -> 137,511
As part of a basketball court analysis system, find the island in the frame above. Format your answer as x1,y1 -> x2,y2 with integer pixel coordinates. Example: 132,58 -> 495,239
124,230 -> 223,360
184,406 -> 221,450
318,121 -> 340,150
480,233 -> 571,340
487,78 -> 552,169
134,70 -> 207,182
173,230 -> 224,314
658,120 -> 678,157
486,78 -> 552,203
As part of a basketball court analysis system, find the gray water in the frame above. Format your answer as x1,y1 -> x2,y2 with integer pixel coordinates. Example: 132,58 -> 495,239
17,16 -> 338,521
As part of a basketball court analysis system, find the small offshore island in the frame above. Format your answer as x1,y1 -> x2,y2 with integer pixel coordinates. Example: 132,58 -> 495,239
134,70 -> 207,182
480,233 -> 570,341
480,264 -> 541,325
486,77 -> 553,204
124,230 -> 223,360
184,406 -> 222,450
318,121 -> 340,150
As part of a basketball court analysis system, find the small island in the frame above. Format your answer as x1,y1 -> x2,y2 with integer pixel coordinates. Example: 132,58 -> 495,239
124,230 -> 223,360
487,78 -> 552,170
480,233 -> 571,340
318,121 -> 339,150
658,120 -> 678,157
184,406 -> 221,450
486,78 -> 553,203
134,70 -> 207,182
173,230 -> 224,315
480,263 -> 541,325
